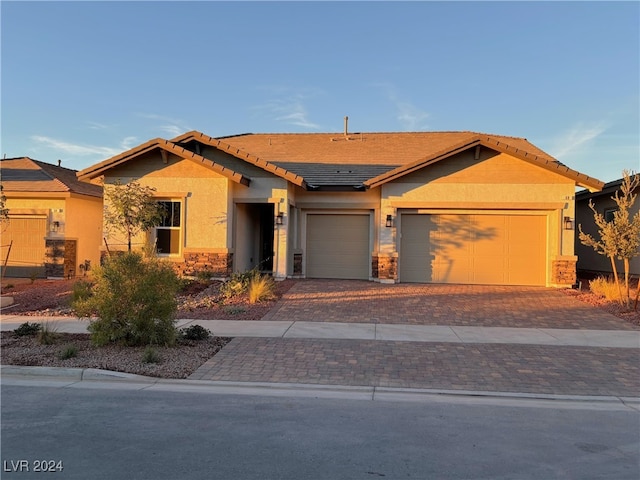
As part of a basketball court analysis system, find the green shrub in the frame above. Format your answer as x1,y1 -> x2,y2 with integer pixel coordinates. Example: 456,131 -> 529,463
223,305 -> 247,315
194,269 -> 216,284
141,346 -> 160,364
220,269 -> 260,300
248,274 -> 276,304
589,276 -> 623,302
14,322 -> 41,337
80,252 -> 180,347
58,344 -> 78,360
37,321 -> 60,345
72,279 -> 94,303
179,324 -> 211,341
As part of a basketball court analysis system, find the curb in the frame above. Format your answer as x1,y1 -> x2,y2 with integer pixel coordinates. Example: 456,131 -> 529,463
2,365 -> 639,409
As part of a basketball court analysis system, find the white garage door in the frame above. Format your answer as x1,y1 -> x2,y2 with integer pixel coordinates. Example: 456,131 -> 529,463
306,214 -> 370,279
1,216 -> 47,278
400,213 -> 546,286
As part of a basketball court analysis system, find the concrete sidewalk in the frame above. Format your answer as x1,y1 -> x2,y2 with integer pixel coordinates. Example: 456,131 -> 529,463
2,315 -> 639,348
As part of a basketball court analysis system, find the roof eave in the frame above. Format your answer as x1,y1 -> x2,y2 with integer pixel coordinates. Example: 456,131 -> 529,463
77,139 -> 251,186
172,131 -> 307,188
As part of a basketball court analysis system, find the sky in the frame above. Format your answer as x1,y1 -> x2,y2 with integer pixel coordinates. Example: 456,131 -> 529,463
1,1 -> 638,184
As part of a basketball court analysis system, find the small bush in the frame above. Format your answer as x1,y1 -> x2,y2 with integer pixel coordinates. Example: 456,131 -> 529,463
223,305 -> 247,315
14,322 -> 42,337
82,252 -> 180,347
179,324 -> 211,341
141,346 -> 160,364
248,274 -> 276,304
5,283 -> 14,290
37,321 -> 60,345
194,269 -> 216,284
58,344 -> 78,360
589,277 -> 623,302
72,279 -> 94,303
220,269 -> 260,300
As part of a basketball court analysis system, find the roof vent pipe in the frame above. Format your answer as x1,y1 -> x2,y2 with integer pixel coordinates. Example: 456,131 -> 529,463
344,116 -> 349,137
58,159 -> 62,166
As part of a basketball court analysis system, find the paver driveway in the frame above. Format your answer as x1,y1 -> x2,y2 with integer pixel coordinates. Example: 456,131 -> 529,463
263,280 -> 638,330
191,280 -> 639,396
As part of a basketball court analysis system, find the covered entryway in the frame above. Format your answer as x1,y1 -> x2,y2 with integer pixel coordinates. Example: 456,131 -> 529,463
234,203 -> 275,273
0,216 -> 47,278
306,213 -> 370,279
400,213 -> 546,285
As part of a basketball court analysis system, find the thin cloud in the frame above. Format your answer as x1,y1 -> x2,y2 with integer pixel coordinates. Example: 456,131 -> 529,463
137,113 -> 192,137
31,135 -> 121,157
550,122 -> 609,159
371,82 -> 430,131
253,88 -> 322,130
120,136 -> 138,150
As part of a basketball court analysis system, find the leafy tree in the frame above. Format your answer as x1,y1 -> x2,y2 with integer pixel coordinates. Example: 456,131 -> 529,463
73,252 -> 180,346
0,181 -> 9,224
579,170 -> 640,307
103,180 -> 165,252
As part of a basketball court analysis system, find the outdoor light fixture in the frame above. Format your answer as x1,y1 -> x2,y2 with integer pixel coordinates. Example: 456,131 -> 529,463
275,212 -> 284,225
385,214 -> 393,228
564,216 -> 573,230
51,221 -> 60,233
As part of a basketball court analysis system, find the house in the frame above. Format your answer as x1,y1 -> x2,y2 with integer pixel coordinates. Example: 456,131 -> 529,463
77,127 -> 604,287
575,177 -> 640,277
0,157 -> 103,278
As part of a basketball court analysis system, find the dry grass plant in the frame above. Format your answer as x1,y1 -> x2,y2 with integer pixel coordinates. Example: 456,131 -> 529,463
589,277 -> 624,303
248,274 -> 276,304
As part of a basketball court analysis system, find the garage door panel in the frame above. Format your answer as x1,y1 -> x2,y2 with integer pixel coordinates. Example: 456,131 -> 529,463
401,213 -> 546,286
306,214 -> 370,280
1,217 -> 47,278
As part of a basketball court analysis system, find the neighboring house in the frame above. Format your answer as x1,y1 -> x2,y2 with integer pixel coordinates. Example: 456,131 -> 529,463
0,157 -> 103,278
77,129 -> 604,287
575,177 -> 640,277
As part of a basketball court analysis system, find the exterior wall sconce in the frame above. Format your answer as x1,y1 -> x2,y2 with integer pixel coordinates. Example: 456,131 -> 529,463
385,214 -> 394,228
51,221 -> 60,233
564,216 -> 573,230
275,212 -> 284,225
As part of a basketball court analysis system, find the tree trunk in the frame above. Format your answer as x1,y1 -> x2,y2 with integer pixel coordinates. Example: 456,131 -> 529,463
635,276 -> 640,311
623,258 -> 630,308
610,256 -> 624,306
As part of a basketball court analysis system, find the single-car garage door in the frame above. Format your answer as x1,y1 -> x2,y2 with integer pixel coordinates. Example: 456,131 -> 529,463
400,213 -> 546,286
306,214 -> 370,279
1,216 -> 47,278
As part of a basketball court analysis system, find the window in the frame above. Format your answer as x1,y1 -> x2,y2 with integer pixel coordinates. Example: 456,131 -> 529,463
604,208 -> 617,223
156,201 -> 181,255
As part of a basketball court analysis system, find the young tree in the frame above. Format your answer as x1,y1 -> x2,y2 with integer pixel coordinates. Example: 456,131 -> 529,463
103,180 -> 166,252
0,181 -> 9,224
579,170 -> 640,307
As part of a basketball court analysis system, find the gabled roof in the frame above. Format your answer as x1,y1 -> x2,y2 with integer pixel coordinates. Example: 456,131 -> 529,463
363,134 -> 604,191
80,130 -> 604,192
180,131 -> 603,191
171,131 -> 307,188
76,138 -> 251,186
1,157 -> 103,198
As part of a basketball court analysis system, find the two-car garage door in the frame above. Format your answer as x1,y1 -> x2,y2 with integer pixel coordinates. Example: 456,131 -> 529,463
400,213 -> 546,286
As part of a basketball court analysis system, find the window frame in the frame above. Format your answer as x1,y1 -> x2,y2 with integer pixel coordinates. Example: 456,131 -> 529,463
154,199 -> 183,256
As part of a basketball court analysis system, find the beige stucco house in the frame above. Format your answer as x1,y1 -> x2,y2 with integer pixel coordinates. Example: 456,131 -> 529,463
77,129 -> 604,287
1,157 -> 103,278
576,177 -> 640,277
